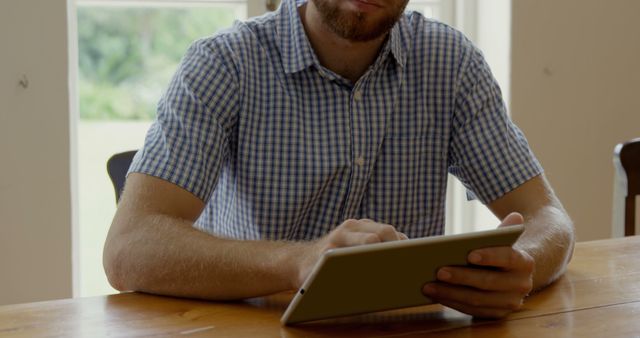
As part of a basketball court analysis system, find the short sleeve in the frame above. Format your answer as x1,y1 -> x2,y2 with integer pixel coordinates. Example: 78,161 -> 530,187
448,42 -> 543,204
128,38 -> 240,202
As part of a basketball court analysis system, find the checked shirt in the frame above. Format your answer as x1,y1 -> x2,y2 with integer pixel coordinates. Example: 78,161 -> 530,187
129,0 -> 543,240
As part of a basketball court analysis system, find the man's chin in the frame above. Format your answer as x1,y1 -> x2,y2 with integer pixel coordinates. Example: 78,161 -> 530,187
336,22 -> 393,42
314,0 -> 400,42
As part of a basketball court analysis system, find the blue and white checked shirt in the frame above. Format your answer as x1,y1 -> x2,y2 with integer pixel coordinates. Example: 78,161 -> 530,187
129,0 -> 543,240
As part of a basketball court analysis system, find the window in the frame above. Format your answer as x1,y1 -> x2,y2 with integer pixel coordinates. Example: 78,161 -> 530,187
407,0 -> 454,22
74,0 -> 251,297
72,0 -> 507,297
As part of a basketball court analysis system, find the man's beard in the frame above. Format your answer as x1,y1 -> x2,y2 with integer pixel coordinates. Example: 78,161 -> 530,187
312,0 -> 409,42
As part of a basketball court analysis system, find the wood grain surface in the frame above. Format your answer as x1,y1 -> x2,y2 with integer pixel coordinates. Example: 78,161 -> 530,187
1,236 -> 639,337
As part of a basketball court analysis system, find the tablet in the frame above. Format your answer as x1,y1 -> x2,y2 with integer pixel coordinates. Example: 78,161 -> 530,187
281,224 -> 525,325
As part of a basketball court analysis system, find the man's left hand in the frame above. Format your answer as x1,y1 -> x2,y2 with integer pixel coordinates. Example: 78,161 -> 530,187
422,213 -> 535,319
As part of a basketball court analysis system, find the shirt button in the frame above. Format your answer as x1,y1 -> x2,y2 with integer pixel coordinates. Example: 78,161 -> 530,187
353,90 -> 363,101
355,156 -> 365,166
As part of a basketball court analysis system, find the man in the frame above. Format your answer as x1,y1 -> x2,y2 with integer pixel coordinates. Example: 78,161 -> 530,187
104,0 -> 574,319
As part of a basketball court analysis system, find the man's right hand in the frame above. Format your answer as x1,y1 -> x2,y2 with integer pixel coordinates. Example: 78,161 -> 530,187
294,219 -> 407,289
106,174 -> 408,299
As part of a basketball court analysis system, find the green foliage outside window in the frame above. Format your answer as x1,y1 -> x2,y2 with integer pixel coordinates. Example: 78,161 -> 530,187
78,6 -> 240,120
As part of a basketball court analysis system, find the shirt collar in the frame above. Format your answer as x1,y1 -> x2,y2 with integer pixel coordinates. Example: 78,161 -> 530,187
277,0 -> 409,74
389,13 -> 409,68
277,0 -> 318,74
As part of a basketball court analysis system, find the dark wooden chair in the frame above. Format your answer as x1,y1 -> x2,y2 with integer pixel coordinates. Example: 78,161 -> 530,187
106,150 -> 137,203
614,138 -> 640,236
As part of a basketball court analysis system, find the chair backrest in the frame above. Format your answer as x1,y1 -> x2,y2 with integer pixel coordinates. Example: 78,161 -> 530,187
106,150 -> 137,203
613,138 -> 640,236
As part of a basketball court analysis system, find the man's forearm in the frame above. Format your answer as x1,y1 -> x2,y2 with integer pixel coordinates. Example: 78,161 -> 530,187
104,213 -> 310,300
516,204 -> 575,291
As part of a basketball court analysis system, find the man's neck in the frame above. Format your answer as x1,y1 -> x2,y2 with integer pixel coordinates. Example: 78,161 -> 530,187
298,2 -> 387,84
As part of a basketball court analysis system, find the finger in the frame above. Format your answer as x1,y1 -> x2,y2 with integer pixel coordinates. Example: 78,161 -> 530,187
467,247 -> 534,272
332,231 -> 382,247
436,266 -> 533,294
498,212 -> 524,228
423,283 -> 524,314
355,219 -> 403,242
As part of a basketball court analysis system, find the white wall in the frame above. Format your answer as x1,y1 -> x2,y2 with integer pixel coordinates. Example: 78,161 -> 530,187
0,0 -> 73,304
511,0 -> 640,241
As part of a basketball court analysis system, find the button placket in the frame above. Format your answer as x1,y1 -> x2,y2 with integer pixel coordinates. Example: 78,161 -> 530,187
351,86 -> 367,172
342,84 -> 371,219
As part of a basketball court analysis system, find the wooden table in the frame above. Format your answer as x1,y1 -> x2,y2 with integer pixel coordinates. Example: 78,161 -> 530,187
1,237 -> 639,337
